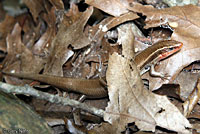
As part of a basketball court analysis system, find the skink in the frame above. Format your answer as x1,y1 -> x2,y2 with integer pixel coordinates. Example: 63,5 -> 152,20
135,40 -> 183,78
2,40 -> 183,98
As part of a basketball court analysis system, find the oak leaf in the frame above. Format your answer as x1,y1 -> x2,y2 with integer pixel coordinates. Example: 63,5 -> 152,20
104,52 -> 192,133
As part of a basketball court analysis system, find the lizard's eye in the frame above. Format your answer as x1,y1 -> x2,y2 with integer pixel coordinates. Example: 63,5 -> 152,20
168,47 -> 174,51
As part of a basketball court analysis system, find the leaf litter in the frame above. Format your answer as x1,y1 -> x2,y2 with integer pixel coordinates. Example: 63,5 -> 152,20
0,0 -> 200,133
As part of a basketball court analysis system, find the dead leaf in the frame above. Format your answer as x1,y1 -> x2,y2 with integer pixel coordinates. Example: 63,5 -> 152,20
117,23 -> 135,60
85,0 -> 129,16
104,52 -> 192,133
49,0 -> 64,10
1,1 -> 199,133
64,118 -> 88,134
43,5 -> 93,76
3,23 -> 46,84
72,12 -> 138,78
192,124 -> 200,134
175,71 -> 200,101
69,10 -> 138,79
153,84 -> 181,100
23,0 -> 44,22
32,6 -> 57,55
0,15 -> 16,52
183,77 -> 200,117
90,122 -> 121,134
124,4 -> 200,91
150,29 -> 172,44
83,11 -> 138,66
89,11 -> 138,41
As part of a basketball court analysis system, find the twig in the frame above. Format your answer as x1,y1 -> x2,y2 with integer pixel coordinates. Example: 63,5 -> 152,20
0,82 -> 105,117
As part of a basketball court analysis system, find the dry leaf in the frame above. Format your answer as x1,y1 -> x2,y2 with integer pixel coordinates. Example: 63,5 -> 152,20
63,5 -> 93,49
90,122 -> 121,134
126,4 -> 200,91
153,84 -> 181,100
104,52 -> 192,133
85,12 -> 138,68
175,71 -> 200,101
49,0 -> 64,10
86,0 -> 129,16
85,22 -> 136,77
22,17 -> 42,50
23,0 -> 44,22
43,5 -> 93,76
3,23 -> 46,84
64,118 -> 87,134
0,15 -> 16,52
183,77 -> 200,117
1,1 -> 199,133
32,6 -> 57,55
89,11 -> 138,42
117,23 -> 135,60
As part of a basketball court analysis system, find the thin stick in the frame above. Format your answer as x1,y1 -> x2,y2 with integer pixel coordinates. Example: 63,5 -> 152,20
0,82 -> 105,117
